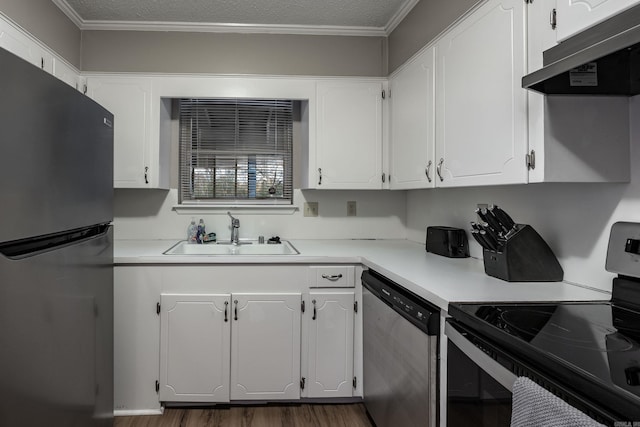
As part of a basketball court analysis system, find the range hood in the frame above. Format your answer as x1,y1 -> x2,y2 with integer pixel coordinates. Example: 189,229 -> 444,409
522,4 -> 640,95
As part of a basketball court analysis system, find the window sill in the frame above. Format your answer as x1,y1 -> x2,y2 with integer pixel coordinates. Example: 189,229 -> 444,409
173,204 -> 299,215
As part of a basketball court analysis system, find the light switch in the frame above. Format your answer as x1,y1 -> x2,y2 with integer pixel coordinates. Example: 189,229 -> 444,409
304,202 -> 318,217
347,201 -> 357,217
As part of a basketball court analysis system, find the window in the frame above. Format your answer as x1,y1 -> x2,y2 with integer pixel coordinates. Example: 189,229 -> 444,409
179,98 -> 293,205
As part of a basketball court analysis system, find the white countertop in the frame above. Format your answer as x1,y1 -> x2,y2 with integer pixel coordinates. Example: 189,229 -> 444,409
115,239 -> 610,311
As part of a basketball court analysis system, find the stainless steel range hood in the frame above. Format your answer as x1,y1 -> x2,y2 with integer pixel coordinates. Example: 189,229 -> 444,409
522,4 -> 640,95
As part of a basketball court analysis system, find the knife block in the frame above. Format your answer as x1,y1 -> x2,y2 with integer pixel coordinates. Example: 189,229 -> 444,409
482,224 -> 563,282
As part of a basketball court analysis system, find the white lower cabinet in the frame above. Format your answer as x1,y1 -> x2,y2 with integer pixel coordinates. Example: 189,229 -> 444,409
159,294 -> 231,402
115,265 -> 361,412
230,293 -> 302,400
159,292 -> 302,402
305,291 -> 355,398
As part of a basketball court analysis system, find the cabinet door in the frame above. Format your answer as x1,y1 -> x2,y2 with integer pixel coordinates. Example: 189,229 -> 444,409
86,76 -> 152,188
389,47 -> 436,190
307,292 -> 354,398
527,0 -> 558,74
0,19 -> 52,73
556,0 -> 639,41
435,0 -> 528,188
316,81 -> 383,189
159,294 -> 231,402
52,58 -> 79,90
231,293 -> 301,400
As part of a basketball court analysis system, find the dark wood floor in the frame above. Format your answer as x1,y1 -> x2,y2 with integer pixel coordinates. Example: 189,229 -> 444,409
114,403 -> 373,427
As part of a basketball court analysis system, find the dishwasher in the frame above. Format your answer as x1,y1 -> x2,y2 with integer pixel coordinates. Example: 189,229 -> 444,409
362,269 -> 440,427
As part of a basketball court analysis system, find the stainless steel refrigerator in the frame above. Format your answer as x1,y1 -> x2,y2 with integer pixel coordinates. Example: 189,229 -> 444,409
0,48 -> 114,426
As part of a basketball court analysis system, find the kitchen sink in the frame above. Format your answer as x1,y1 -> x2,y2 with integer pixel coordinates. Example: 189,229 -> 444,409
164,240 -> 299,255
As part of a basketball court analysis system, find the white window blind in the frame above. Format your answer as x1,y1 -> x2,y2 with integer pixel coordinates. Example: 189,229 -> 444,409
179,98 -> 293,205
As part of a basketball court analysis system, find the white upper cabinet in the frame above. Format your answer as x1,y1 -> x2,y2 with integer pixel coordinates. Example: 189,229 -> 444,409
527,0 -> 559,73
0,18 -> 52,73
526,0 -> 631,183
556,0 -> 640,41
86,76 -> 164,188
315,80 -> 384,189
52,58 -> 80,90
389,47 -> 436,190
434,0 -> 528,187
0,14 -> 79,90
159,294 -> 231,403
230,293 -> 301,400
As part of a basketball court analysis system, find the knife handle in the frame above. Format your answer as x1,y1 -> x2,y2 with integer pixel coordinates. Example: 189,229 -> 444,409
480,208 -> 505,236
479,230 -> 498,251
471,230 -> 492,251
489,205 -> 516,231
475,208 -> 491,228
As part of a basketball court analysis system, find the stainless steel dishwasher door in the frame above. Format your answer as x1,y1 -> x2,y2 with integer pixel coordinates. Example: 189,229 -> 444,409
363,286 -> 437,427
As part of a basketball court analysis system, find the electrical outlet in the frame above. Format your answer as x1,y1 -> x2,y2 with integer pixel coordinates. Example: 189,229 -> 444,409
347,201 -> 357,217
304,202 -> 318,217
477,203 -> 488,222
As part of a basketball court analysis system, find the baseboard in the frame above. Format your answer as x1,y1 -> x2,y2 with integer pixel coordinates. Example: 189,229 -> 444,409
114,408 -> 164,417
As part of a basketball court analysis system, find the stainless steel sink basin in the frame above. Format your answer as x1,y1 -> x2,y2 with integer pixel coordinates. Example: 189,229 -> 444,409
164,240 -> 299,255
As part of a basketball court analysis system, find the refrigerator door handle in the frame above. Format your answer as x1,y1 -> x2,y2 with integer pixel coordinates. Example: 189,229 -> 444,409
0,224 -> 111,259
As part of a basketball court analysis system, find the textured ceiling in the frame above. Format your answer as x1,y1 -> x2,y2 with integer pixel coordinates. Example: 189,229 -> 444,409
61,0 -> 411,28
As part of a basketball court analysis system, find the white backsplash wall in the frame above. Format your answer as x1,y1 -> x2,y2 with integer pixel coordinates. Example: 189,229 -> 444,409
114,188 -> 407,241
406,96 -> 640,293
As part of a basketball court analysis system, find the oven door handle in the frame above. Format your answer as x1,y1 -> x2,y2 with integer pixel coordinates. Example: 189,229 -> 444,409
445,322 -> 517,392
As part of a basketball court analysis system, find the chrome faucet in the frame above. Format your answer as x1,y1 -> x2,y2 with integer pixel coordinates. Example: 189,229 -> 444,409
228,212 -> 240,244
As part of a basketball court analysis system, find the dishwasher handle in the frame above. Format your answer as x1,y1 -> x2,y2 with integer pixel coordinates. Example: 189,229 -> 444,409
362,270 -> 440,335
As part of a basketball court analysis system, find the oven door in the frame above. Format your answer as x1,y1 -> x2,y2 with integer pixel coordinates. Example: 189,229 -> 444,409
445,321 -> 515,427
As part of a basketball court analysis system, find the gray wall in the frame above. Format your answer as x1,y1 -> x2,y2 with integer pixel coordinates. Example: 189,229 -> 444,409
387,0 -> 480,73
0,0 -> 81,67
81,31 -> 386,76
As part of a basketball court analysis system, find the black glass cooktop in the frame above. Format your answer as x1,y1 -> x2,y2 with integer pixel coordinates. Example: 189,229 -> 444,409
448,300 -> 640,421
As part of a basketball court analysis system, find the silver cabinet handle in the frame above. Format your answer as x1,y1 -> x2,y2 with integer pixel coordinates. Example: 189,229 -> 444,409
425,160 -> 433,183
318,168 -> 322,185
312,299 -> 317,320
224,301 -> 229,322
436,158 -> 444,182
321,274 -> 343,281
234,299 -> 238,321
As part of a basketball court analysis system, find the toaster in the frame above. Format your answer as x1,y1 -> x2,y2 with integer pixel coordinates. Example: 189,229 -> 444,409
426,226 -> 470,258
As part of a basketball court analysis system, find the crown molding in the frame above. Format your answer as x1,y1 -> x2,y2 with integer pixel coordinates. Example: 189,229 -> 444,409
384,0 -> 419,35
52,0 -> 84,28
80,20 -> 388,36
52,0 -> 418,37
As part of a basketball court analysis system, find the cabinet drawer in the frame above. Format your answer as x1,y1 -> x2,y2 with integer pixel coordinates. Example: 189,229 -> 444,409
309,266 -> 355,288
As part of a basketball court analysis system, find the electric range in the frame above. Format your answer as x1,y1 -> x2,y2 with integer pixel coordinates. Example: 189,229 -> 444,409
447,222 -> 640,425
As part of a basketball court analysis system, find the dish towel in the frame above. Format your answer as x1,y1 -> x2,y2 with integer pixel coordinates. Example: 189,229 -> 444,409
510,377 -> 605,427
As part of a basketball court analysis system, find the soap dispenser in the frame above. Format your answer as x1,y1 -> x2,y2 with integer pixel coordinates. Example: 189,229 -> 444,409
197,218 -> 206,243
187,218 -> 197,243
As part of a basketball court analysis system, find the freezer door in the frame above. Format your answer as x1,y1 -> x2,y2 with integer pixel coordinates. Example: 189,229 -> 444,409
0,226 -> 113,427
0,48 -> 113,243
